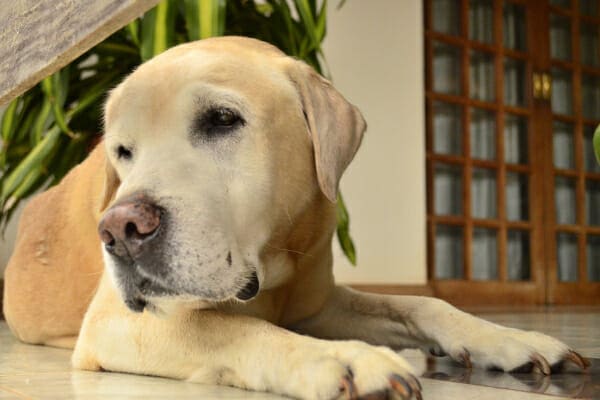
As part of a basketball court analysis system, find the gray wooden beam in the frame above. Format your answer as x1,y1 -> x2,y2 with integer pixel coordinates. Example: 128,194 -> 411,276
0,0 -> 160,106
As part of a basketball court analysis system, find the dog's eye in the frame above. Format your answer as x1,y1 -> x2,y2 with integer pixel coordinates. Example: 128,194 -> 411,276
208,108 -> 241,128
191,107 -> 245,143
116,145 -> 133,160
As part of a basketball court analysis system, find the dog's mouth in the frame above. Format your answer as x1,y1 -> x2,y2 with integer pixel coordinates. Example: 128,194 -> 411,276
115,261 -> 260,312
234,271 -> 260,301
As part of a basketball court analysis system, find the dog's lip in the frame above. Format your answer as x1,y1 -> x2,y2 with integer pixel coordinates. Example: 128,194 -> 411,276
235,271 -> 260,301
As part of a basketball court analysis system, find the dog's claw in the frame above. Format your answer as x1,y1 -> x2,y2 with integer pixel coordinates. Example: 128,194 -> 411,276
458,348 -> 472,369
388,373 -> 422,400
530,352 -> 551,375
340,374 -> 357,400
564,350 -> 591,371
389,374 -> 412,399
406,374 -> 423,400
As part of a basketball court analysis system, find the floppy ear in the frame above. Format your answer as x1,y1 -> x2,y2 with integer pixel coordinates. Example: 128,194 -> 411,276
99,154 -> 120,212
287,61 -> 367,203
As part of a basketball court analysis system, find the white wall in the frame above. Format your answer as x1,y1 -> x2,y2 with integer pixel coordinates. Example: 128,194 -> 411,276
0,1 -> 427,284
325,0 -> 427,284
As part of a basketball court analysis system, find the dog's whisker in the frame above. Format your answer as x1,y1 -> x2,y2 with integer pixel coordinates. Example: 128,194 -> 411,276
264,243 -> 310,257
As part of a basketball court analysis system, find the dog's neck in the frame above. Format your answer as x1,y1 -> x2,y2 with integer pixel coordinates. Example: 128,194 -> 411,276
220,193 -> 338,325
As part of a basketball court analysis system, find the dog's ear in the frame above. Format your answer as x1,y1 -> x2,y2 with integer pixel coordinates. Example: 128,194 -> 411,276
287,61 -> 366,203
97,148 -> 120,213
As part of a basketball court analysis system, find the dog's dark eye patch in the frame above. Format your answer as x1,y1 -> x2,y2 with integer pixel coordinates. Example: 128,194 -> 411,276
191,107 -> 245,142
116,145 -> 133,160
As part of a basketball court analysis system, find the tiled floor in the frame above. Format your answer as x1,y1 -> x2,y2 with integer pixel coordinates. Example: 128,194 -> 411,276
0,308 -> 598,399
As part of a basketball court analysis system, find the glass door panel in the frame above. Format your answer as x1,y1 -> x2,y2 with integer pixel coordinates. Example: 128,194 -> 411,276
551,68 -> 573,115
586,180 -> 600,226
432,0 -> 461,35
472,168 -> 498,219
469,0 -> 494,44
553,122 -> 575,169
435,225 -> 464,279
551,0 -> 570,8
550,14 -> 572,61
555,177 -> 577,225
504,115 -> 528,164
470,51 -> 496,101
581,1 -> 600,17
580,22 -> 599,67
504,3 -> 526,51
434,42 -> 463,95
433,102 -> 463,155
470,108 -> 496,159
504,58 -> 527,107
582,74 -> 600,119
506,172 -> 529,221
507,230 -> 530,280
472,227 -> 498,280
434,163 -> 464,216
588,235 -> 600,281
557,233 -> 578,282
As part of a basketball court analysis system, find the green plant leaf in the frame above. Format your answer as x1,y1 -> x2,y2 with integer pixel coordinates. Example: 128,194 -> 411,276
184,0 -> 226,40
1,126 -> 61,205
293,0 -> 320,53
70,70 -> 121,119
315,0 -> 327,43
96,42 -> 140,56
11,166 -> 44,201
336,193 -> 356,265
1,98 -> 19,143
41,73 -> 74,139
127,20 -> 141,47
13,104 -> 38,144
141,0 -> 177,61
32,98 -> 53,145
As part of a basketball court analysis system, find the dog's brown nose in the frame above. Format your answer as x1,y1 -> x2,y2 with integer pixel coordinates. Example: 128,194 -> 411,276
98,197 -> 162,260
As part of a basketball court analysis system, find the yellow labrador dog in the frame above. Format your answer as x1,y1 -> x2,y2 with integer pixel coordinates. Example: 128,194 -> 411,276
3,37 -> 589,399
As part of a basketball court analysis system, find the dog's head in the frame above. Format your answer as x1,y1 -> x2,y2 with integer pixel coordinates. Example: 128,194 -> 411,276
98,37 -> 365,313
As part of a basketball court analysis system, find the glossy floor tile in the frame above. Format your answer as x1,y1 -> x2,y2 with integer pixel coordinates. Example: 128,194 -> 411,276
0,307 -> 598,399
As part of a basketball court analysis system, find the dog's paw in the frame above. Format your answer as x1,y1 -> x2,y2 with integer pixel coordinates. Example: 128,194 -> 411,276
429,323 -> 590,375
292,340 -> 422,400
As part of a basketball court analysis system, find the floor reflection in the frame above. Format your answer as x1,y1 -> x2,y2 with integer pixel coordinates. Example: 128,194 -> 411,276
422,356 -> 600,398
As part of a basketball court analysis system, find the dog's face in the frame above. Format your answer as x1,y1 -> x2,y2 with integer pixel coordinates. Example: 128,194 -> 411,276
99,37 -> 365,313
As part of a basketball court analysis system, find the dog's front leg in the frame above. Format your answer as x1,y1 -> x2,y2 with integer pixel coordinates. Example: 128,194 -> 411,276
73,274 -> 423,399
290,287 -> 589,374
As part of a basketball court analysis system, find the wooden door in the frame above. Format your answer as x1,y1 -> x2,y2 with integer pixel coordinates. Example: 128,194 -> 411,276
544,0 -> 600,303
424,0 -> 600,305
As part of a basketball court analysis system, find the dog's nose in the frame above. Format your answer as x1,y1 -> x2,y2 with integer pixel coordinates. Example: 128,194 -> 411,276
98,197 -> 162,260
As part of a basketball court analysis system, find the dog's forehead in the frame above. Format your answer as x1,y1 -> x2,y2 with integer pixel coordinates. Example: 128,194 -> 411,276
105,40 -> 292,131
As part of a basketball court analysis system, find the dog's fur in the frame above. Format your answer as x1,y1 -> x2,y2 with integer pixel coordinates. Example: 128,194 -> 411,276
3,37 -> 588,399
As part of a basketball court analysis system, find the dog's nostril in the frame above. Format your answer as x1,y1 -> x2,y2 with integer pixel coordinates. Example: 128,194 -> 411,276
99,230 -> 116,246
235,271 -> 260,301
125,222 -> 137,238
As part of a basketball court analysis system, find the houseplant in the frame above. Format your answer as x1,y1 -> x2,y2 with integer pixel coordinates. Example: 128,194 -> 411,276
0,0 -> 357,264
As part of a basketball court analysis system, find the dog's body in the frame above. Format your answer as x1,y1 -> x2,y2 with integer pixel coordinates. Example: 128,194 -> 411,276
3,37 -> 588,399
